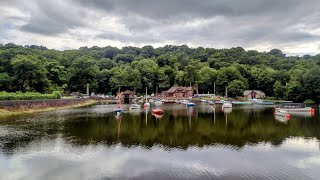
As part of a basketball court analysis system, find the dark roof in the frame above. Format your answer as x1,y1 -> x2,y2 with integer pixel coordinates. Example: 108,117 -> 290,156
166,86 -> 193,93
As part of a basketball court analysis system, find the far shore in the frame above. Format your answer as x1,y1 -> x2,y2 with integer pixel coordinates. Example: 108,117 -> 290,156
0,99 -> 100,119
0,96 -> 295,119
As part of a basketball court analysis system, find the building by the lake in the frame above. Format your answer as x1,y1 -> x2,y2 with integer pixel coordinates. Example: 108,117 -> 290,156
244,90 -> 265,99
162,86 -> 194,98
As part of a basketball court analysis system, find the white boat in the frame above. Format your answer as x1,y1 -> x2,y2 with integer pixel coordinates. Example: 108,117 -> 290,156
275,109 -> 289,116
274,109 -> 290,120
222,101 -> 232,108
274,114 -> 290,123
154,101 -> 163,106
200,99 -> 207,103
275,103 -> 314,112
180,100 -> 190,105
129,104 -> 141,110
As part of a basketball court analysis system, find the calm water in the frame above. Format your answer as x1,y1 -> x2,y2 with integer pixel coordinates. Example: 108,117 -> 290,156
1,103 -> 320,180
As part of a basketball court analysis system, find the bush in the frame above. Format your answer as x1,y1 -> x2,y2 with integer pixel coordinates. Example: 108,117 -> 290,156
0,91 -> 62,101
264,96 -> 277,100
304,99 -> 315,104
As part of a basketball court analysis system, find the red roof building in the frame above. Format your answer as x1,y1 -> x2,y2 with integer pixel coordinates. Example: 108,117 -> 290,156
162,86 -> 194,98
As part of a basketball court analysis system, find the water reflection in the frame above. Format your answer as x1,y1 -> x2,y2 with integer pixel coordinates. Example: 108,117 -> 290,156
0,104 -> 320,179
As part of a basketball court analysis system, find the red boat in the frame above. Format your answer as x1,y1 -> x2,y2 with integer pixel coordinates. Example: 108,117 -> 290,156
152,112 -> 164,119
152,108 -> 164,115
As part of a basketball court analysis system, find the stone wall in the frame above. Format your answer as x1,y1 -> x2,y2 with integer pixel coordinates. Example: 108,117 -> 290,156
0,98 -> 89,110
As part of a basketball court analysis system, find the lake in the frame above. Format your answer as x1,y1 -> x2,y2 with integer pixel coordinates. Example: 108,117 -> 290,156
0,103 -> 320,180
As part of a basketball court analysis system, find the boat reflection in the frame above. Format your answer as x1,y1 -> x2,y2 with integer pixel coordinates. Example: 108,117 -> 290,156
222,107 -> 232,114
115,112 -> 122,138
152,112 -> 163,123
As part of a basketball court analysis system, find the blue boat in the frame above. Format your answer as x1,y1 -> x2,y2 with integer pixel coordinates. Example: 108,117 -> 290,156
232,101 -> 252,105
186,102 -> 196,107
113,108 -> 123,113
255,101 -> 274,105
250,98 -> 274,105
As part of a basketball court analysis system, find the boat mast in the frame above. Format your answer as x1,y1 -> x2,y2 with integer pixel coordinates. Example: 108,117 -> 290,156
225,86 -> 228,98
214,81 -> 216,95
145,87 -> 147,102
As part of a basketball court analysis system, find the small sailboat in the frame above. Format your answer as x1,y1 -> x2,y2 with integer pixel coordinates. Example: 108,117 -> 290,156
143,87 -> 150,108
113,92 -> 123,113
152,108 -> 164,115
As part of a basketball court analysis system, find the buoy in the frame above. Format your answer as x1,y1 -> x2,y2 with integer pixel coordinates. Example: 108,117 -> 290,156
285,114 -> 290,119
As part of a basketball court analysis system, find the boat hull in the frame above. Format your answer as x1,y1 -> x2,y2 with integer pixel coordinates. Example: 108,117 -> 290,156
275,107 -> 312,112
186,103 -> 196,107
152,108 -> 164,115
113,109 -> 123,113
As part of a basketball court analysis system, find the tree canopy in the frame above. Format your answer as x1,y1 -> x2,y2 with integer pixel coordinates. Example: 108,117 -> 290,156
0,43 -> 320,101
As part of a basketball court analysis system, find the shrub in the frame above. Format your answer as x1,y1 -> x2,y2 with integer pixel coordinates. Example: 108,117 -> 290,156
304,99 -> 315,104
0,91 -> 62,101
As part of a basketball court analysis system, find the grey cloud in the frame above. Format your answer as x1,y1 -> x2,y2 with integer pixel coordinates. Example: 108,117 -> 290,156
76,0 -> 306,19
1,0 -> 320,55
96,31 -> 159,44
19,1 -> 86,35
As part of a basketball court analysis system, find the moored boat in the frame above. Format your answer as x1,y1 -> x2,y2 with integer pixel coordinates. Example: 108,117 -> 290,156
200,99 -> 207,103
180,100 -> 190,104
186,102 -> 196,107
215,100 -> 226,104
152,108 -> 164,115
208,100 -> 215,105
154,101 -> 163,106
113,108 -> 123,113
232,101 -> 252,105
222,101 -> 232,108
250,99 -> 274,105
162,100 -> 176,104
275,103 -> 314,112
274,109 -> 290,119
129,104 -> 141,110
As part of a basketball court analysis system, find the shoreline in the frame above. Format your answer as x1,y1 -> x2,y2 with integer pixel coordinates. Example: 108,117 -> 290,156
0,99 -> 100,119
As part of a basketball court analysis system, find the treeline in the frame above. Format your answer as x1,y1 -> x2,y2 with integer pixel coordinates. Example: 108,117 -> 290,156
0,43 -> 320,101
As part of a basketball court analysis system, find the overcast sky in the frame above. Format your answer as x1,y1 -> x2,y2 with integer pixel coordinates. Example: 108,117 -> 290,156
1,0 -> 320,55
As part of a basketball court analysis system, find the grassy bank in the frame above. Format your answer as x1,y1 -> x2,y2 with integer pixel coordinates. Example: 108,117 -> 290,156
0,100 -> 98,118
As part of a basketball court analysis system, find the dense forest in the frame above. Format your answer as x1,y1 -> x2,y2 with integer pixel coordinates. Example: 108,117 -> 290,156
0,43 -> 320,102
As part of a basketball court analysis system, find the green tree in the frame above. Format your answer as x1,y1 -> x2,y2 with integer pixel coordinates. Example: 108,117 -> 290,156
114,54 -> 135,64
68,55 -> 99,92
11,55 -> 49,92
134,59 -> 158,91
216,66 -> 246,95
98,58 -> 117,70
227,80 -> 247,97
0,73 -> 11,91
184,60 -> 201,86
273,81 -> 285,99
197,66 -> 217,93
